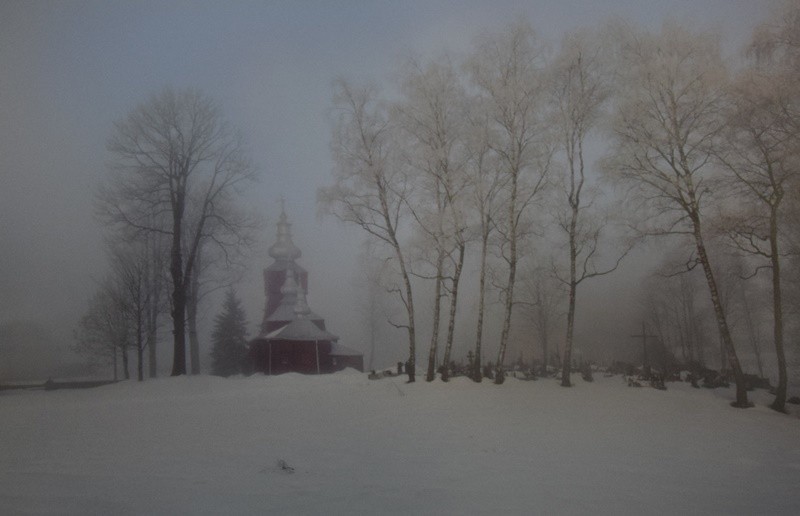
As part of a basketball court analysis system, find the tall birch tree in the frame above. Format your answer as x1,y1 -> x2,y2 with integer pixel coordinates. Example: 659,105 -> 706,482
467,21 -> 551,383
549,29 -> 625,387
715,9 -> 800,411
320,80 -> 418,382
465,109 -> 504,382
394,56 -> 469,381
605,23 -> 751,407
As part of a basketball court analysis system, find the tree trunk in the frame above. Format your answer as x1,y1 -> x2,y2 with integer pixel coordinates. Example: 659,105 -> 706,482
561,196 -> 580,388
122,345 -> 130,380
541,320 -> 549,374
136,319 -> 144,382
496,174 -> 518,384
496,262 -> 515,384
112,346 -> 118,382
693,220 -> 749,407
170,205 -> 187,376
561,284 -> 577,387
147,240 -> 161,379
147,324 -> 158,378
368,305 -> 376,372
441,242 -> 465,382
426,251 -> 445,382
188,269 -> 201,375
769,207 -> 787,412
137,344 -> 144,381
170,281 -> 187,376
397,250 -> 416,383
473,221 -> 489,383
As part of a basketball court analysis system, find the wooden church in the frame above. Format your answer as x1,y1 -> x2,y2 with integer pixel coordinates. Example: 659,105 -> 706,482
247,204 -> 363,374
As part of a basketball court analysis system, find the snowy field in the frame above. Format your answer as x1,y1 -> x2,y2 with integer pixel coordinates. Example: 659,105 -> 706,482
1,371 -> 799,515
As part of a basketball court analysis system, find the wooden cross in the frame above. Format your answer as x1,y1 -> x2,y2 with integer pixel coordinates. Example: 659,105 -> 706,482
630,322 -> 658,378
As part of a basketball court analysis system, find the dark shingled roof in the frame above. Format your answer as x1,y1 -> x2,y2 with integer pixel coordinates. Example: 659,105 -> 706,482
267,302 -> 323,326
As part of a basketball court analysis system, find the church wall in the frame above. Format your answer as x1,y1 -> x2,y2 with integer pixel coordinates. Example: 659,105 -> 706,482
248,339 -> 333,375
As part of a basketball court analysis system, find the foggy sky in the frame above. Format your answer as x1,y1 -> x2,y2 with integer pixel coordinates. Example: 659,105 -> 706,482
0,1 -> 776,370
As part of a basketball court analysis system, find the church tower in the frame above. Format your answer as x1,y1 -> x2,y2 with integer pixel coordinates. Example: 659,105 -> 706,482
261,201 -> 309,332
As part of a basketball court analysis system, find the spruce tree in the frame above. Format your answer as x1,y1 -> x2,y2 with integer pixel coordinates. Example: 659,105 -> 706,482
210,289 -> 249,377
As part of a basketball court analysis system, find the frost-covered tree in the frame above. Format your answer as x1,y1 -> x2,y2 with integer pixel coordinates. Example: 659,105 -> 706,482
605,22 -> 750,407
320,80 -> 418,382
467,21 -> 552,383
549,28 -> 626,387
714,3 -> 800,412
465,107 -> 504,383
210,289 -> 248,377
393,55 -> 470,382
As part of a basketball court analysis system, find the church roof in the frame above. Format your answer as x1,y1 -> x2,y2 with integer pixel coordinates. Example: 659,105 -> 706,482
268,269 -> 324,323
264,319 -> 339,342
267,303 -> 324,325
262,280 -> 333,340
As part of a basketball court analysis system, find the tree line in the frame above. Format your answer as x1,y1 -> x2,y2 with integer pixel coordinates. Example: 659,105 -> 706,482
319,4 -> 800,411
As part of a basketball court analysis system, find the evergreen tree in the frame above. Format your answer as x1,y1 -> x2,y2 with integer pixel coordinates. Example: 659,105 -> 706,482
210,289 -> 249,377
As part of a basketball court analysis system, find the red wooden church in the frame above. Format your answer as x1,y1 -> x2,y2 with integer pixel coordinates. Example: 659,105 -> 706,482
247,204 -> 363,374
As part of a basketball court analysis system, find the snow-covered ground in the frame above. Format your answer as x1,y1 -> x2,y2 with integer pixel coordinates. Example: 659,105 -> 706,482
1,371 -> 798,515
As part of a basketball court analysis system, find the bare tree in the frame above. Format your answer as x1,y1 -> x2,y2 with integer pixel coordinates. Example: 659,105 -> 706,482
74,277 -> 130,381
549,29 -> 626,387
605,23 -> 751,407
467,21 -> 551,383
465,108 -> 504,382
101,88 -> 256,376
393,55 -> 470,381
714,40 -> 799,412
319,80 -> 418,382
144,229 -> 169,378
185,199 -> 259,375
107,240 -> 156,382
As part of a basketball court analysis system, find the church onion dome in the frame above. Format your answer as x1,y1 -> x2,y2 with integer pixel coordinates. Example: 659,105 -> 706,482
268,207 -> 302,262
